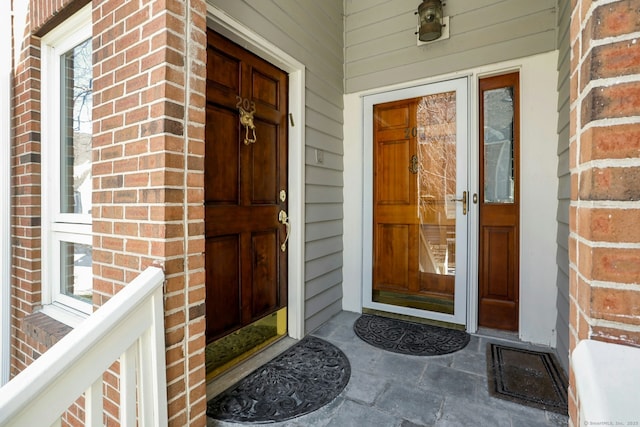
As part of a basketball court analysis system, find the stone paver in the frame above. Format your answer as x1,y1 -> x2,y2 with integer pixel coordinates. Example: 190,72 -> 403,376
208,311 -> 569,427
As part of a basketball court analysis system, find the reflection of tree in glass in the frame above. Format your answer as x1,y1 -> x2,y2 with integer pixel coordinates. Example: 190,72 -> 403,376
416,92 -> 457,276
416,92 -> 456,205
69,38 -> 92,132
483,87 -> 514,203
61,38 -> 92,215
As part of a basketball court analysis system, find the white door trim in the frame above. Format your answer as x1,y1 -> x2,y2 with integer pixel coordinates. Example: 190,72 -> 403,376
206,5 -> 306,340
362,77 -> 470,326
0,2 -> 11,385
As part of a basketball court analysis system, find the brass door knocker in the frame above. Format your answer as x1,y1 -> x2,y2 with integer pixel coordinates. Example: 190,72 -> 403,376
236,96 -> 257,145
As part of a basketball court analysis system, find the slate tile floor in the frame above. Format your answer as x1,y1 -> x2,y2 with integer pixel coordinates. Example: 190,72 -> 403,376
208,311 -> 569,427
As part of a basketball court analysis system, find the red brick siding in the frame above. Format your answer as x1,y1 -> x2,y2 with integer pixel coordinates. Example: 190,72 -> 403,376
569,0 -> 640,425
11,7 -> 43,378
10,0 -> 207,425
91,0 -> 207,424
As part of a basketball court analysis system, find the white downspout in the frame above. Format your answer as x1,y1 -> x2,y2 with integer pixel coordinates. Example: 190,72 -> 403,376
1,2 -> 13,386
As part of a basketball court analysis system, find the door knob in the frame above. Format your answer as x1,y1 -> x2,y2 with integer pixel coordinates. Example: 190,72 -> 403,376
278,210 -> 290,252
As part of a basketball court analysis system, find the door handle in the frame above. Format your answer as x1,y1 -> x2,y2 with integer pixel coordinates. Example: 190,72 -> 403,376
278,210 -> 290,252
452,191 -> 468,215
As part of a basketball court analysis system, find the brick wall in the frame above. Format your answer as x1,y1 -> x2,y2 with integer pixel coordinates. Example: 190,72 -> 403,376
92,0 -> 208,423
10,0 -> 208,425
11,0 -> 47,379
91,0 -> 207,424
569,0 -> 640,424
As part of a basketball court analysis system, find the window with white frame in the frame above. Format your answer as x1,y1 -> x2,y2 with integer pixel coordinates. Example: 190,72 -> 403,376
41,4 -> 93,321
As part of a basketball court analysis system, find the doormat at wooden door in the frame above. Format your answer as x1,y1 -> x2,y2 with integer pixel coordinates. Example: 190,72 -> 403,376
353,314 -> 470,356
207,335 -> 350,424
487,343 -> 568,415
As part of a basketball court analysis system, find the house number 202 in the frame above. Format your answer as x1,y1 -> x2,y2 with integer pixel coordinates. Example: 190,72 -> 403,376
404,127 -> 424,139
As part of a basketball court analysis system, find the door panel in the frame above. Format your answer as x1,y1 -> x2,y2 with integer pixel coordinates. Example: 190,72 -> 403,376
373,99 -> 417,295
205,107 -> 239,203
205,30 -> 288,343
478,72 -> 520,331
368,78 -> 468,325
251,121 -> 278,203
251,231 -> 278,315
375,224 -> 411,290
206,236 -> 240,339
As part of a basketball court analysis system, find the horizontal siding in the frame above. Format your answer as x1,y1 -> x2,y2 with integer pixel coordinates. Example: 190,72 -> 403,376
208,0 -> 345,334
306,299 -> 342,333
306,185 -> 343,204
345,0 -> 557,93
306,220 -> 343,242
306,236 -> 343,261
555,0 -> 571,373
306,204 -> 343,223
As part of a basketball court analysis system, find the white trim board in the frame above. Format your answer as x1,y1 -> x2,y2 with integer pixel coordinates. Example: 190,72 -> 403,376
1,0 -> 12,386
206,4 -> 306,340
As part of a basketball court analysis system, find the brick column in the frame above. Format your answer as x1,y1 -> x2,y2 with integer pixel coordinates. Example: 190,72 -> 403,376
92,0 -> 207,425
569,0 -> 640,424
11,26 -> 43,376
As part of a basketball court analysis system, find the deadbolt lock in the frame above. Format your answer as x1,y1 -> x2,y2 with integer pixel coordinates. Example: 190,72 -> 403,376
279,189 -> 287,202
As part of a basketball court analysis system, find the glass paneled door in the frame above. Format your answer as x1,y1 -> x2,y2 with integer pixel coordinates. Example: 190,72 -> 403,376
363,78 -> 468,326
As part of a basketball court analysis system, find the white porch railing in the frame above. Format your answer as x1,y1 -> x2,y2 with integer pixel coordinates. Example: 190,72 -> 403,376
572,339 -> 640,425
0,266 -> 168,427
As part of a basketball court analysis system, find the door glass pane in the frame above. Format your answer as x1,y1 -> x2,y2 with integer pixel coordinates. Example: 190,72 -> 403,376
483,87 -> 514,203
60,241 -> 92,303
417,91 -> 456,314
60,38 -> 92,215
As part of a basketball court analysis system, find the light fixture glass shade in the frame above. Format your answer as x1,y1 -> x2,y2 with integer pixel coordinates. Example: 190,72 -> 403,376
418,0 -> 443,42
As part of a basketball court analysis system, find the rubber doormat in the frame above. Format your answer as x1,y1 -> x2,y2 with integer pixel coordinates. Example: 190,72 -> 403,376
487,343 -> 568,415
207,335 -> 350,424
353,314 -> 470,356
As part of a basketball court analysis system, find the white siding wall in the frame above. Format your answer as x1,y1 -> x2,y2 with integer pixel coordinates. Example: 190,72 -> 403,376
555,0 -> 571,372
207,0 -> 345,334
345,0 -> 557,93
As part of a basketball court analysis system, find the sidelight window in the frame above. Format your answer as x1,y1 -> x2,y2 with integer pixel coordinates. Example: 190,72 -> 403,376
41,5 -> 93,321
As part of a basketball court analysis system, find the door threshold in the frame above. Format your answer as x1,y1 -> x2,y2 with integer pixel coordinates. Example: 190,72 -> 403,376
206,335 -> 298,399
474,326 -> 520,344
362,308 -> 465,331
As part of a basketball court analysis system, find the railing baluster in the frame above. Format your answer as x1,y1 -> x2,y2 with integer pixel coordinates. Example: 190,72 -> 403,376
138,287 -> 168,427
85,377 -> 103,427
121,343 -> 138,426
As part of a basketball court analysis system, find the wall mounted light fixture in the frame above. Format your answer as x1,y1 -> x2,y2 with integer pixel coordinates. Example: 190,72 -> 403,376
416,0 -> 445,43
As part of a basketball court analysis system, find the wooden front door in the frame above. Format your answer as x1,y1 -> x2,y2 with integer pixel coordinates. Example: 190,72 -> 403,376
369,78 -> 468,325
205,30 -> 288,343
478,72 -> 520,331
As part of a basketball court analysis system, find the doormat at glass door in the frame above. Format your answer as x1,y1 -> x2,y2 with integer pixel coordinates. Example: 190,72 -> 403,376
353,314 -> 470,356
487,343 -> 568,415
207,335 -> 351,423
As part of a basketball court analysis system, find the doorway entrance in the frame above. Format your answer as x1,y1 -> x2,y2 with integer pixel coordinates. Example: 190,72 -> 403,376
205,30 -> 289,376
363,78 -> 469,326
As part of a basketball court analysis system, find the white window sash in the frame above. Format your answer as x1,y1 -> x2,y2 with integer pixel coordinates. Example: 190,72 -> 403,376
41,4 -> 93,321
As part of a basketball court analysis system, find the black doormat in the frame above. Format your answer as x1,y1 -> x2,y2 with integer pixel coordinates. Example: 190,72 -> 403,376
353,314 -> 470,356
487,343 -> 568,415
207,336 -> 350,424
